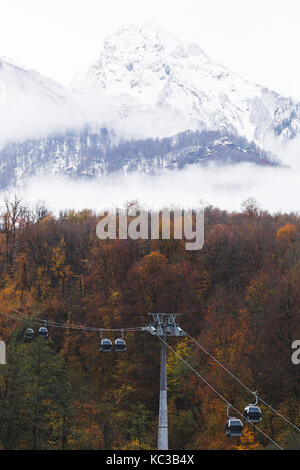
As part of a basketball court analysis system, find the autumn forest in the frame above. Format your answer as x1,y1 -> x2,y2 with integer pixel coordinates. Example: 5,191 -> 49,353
0,197 -> 299,450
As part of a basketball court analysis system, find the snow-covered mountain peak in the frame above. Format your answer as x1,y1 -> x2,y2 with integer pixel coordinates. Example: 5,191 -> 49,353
102,23 -> 207,60
1,23 -> 300,150
72,23 -> 211,105
0,23 -> 299,187
72,23 -> 300,143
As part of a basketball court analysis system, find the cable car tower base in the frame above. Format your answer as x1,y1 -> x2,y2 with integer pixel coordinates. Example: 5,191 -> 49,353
144,314 -> 186,451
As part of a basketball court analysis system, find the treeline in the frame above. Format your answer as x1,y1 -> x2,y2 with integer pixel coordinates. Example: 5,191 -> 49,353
0,197 -> 299,449
0,127 -> 274,189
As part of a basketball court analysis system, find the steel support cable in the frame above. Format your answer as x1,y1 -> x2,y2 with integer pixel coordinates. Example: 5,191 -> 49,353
0,307 -> 143,333
1,301 -> 298,430
0,309 -> 99,331
0,303 -> 284,449
3,302 -> 144,332
183,329 -> 300,433
157,335 -> 283,450
0,302 -> 102,330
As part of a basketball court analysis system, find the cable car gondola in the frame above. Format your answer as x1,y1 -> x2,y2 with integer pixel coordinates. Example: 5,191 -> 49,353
225,405 -> 244,437
244,392 -> 262,423
39,326 -> 49,339
114,338 -> 126,352
99,338 -> 113,352
24,328 -> 34,342
225,418 -> 244,437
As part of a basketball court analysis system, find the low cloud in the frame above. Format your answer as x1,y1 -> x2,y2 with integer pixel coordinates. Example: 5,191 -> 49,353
0,71 -> 190,150
6,158 -> 300,214
1,61 -> 300,214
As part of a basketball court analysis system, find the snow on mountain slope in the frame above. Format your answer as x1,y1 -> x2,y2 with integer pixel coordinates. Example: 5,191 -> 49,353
0,23 -> 299,190
72,23 -> 300,143
0,128 -> 276,191
0,57 -> 74,148
1,24 -> 299,149
0,56 -> 65,100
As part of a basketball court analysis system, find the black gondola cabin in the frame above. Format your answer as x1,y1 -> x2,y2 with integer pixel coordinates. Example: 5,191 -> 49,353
244,405 -> 262,423
100,338 -> 113,352
225,418 -> 244,437
114,338 -> 126,352
24,328 -> 34,342
39,326 -> 49,339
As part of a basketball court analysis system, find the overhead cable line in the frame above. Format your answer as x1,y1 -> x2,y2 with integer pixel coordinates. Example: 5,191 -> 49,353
0,302 -> 297,443
183,329 -> 300,434
158,335 -> 283,451
0,304 -> 143,333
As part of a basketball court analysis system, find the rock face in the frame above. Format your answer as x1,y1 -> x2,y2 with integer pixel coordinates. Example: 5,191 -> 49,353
0,24 -> 298,189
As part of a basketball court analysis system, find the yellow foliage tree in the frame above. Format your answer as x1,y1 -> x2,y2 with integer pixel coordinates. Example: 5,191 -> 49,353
234,426 -> 262,450
276,223 -> 296,242
51,238 -> 72,295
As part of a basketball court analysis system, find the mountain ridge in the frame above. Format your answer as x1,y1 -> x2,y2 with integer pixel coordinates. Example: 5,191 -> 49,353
71,23 -> 300,143
1,23 -> 300,146
0,23 -> 298,188
0,55 -> 66,101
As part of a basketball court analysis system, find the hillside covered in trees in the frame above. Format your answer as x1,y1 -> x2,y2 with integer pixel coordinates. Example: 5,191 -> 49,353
0,198 -> 299,450
0,128 -> 275,190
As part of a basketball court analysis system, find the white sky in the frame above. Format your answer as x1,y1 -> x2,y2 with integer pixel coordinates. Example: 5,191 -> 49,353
0,0 -> 300,98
